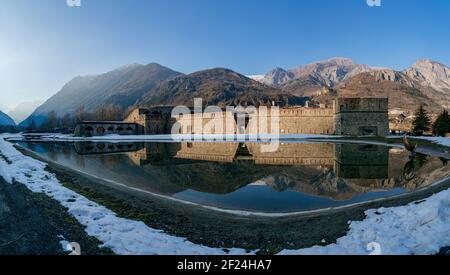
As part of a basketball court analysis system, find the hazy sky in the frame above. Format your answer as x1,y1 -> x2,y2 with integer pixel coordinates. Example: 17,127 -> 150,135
1,0 -> 449,111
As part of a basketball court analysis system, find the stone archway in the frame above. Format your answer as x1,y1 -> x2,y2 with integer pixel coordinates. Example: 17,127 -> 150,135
96,127 -> 105,135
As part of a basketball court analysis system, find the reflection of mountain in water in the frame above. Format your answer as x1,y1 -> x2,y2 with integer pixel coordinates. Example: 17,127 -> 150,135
72,141 -> 450,200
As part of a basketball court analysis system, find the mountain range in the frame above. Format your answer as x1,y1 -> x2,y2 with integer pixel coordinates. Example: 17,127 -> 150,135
138,68 -> 307,108
257,57 -> 373,87
21,63 -> 182,127
251,58 -> 449,116
21,57 -> 450,128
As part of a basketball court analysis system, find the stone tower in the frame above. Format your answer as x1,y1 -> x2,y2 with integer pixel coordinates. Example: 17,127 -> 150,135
334,98 -> 389,136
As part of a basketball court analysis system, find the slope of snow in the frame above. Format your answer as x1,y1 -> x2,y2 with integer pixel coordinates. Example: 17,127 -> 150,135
0,134 -> 250,255
247,75 -> 265,82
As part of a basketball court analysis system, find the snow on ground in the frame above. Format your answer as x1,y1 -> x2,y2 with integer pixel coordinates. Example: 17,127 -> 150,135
0,134 -> 250,255
280,176 -> 450,255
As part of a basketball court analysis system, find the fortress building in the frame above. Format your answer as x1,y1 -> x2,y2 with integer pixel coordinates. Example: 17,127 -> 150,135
74,98 -> 389,137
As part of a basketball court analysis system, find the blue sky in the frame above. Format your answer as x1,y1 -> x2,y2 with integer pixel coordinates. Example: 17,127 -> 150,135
1,0 -> 449,111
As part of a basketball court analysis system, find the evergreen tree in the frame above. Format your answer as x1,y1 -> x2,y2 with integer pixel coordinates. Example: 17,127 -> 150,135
432,110 -> 450,137
411,105 -> 431,136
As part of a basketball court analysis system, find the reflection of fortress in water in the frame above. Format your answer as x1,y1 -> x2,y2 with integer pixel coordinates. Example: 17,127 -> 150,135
127,142 -> 389,180
73,141 -> 426,201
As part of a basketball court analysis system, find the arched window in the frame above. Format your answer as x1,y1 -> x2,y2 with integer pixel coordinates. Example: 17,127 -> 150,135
116,127 -> 124,132
96,127 -> 105,134
97,143 -> 105,150
108,126 -> 114,132
85,126 -> 94,131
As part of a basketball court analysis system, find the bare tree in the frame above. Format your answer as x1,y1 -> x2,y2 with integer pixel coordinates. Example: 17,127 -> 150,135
97,104 -> 108,121
75,106 -> 86,123
106,104 -> 124,121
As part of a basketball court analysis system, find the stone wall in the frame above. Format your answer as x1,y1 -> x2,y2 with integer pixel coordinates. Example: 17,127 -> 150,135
74,122 -> 140,137
174,107 -> 336,135
124,107 -> 175,135
123,108 -> 148,134
334,98 -> 389,136
84,98 -> 389,137
175,112 -> 237,135
277,108 -> 335,135
173,99 -> 388,136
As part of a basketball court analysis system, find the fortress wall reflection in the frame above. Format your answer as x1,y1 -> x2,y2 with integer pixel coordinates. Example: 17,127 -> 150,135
247,143 -> 335,167
334,144 -> 389,179
147,142 -> 389,181
68,141 -> 450,200
74,141 -> 390,181
173,142 -> 336,166
175,142 -> 240,163
74,142 -> 145,155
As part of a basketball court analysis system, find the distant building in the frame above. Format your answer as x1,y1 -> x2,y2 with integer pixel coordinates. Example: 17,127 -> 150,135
74,98 -> 389,137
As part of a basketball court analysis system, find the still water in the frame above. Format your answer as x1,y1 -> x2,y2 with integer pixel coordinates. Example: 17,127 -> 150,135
18,141 -> 450,213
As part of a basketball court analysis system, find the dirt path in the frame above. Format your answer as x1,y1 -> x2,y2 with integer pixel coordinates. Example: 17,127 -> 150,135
0,177 -> 112,255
